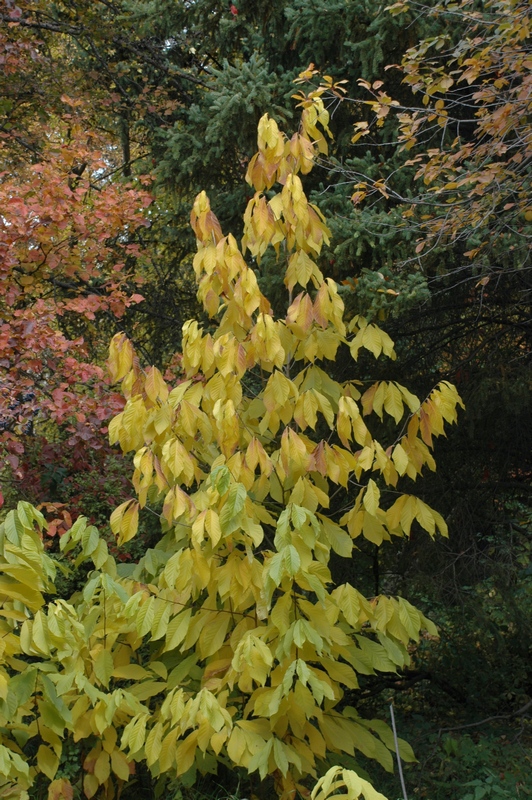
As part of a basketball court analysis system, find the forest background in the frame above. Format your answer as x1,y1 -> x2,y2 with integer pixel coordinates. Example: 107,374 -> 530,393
0,0 -> 531,798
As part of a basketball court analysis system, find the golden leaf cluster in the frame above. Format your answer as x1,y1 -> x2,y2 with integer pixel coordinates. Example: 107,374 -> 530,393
0,84 -> 462,800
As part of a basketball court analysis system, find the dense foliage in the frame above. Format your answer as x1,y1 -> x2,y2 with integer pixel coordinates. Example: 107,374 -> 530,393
0,0 -> 530,798
0,96 -> 464,798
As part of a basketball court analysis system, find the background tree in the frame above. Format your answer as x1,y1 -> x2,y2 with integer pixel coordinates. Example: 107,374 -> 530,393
0,0 -> 198,514
332,0 -> 531,657
320,4 -> 532,785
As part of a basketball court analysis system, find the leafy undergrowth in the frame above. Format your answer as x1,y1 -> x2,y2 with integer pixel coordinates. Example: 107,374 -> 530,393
369,717 -> 532,800
361,500 -> 532,798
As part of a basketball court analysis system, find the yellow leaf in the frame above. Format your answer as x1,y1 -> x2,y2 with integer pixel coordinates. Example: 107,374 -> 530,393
110,500 -> 139,545
124,713 -> 149,754
83,774 -> 99,800
145,722 -> 163,767
391,444 -> 409,476
93,750 -> 110,784
175,731 -> 199,776
144,366 -> 169,403
47,778 -> 74,800
399,495 -> 417,536
271,591 -> 293,634
319,715 -> 354,754
248,737 -> 274,780
30,611 -> 50,654
211,729 -> 228,755
37,745 -> 59,781
273,737 -> 290,777
319,657 -> 359,689
383,383 -> 404,423
159,728 -> 179,772
93,648 -> 113,688
227,726 -> 248,765
206,509 -> 222,546
284,545 -> 301,577
398,598 -> 422,641
164,608 -> 192,650
198,612 -> 231,658
312,766 -> 388,800
112,664 -> 150,680
107,333 -> 135,383
415,498 -> 436,535
333,584 -> 361,628
0,579 -> 44,613
319,515 -> 353,557
110,748 -> 131,781
363,480 -> 380,516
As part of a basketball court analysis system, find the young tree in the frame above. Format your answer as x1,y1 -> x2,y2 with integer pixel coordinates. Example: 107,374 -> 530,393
0,85 -> 462,800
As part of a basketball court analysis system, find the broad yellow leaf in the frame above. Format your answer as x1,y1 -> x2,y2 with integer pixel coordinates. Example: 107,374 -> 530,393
363,480 -> 380,516
145,722 -> 163,767
175,731 -> 199,776
110,748 -> 131,781
248,737 -> 273,780
107,333 -> 135,383
47,778 -> 74,800
37,745 -> 59,781
94,750 -> 110,784
198,612 -> 230,658
93,648 -> 113,688
318,515 -> 353,557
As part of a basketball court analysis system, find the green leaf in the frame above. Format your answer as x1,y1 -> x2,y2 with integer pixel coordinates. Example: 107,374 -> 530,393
211,465 -> 231,495
81,525 -> 99,556
273,737 -> 289,776
248,737 -> 273,779
37,700 -> 65,736
283,545 -> 301,576
319,515 -> 353,557
219,483 -> 247,534
10,669 -> 37,706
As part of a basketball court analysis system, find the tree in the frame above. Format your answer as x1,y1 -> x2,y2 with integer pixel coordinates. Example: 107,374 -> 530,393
0,0 -> 440,526
318,0 -> 532,716
0,0 -> 155,507
0,85 -> 463,800
6,0 -> 527,770
334,0 -> 531,553
349,0 -> 531,281
0,0 -> 202,516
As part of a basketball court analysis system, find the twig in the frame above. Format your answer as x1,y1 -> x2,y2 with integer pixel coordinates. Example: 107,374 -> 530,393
437,699 -> 532,737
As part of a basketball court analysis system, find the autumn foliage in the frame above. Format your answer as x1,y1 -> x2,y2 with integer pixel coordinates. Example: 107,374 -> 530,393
350,0 -> 531,276
0,2 -> 153,507
0,81 -> 463,800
